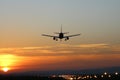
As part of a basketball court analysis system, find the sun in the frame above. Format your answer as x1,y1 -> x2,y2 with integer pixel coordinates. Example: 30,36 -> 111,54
0,54 -> 16,72
2,67 -> 10,72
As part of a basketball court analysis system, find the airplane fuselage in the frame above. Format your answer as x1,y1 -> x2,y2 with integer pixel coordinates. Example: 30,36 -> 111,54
59,33 -> 64,39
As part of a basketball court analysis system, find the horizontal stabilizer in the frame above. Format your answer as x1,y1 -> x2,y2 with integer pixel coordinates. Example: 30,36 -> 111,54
54,32 -> 60,34
65,34 -> 81,37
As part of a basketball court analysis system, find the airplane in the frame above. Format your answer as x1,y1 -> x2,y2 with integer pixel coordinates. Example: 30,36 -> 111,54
42,25 -> 81,41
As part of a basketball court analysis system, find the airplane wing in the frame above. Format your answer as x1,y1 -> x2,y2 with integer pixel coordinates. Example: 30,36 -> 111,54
65,34 -> 81,37
42,34 -> 58,38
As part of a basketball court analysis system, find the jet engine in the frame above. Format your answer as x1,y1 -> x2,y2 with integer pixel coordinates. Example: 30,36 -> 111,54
53,37 -> 56,40
67,37 -> 69,40
65,37 -> 69,41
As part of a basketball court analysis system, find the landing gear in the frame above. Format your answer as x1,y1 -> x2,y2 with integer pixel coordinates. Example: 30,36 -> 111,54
56,39 -> 58,41
65,39 -> 67,41
67,37 -> 69,40
65,37 -> 69,41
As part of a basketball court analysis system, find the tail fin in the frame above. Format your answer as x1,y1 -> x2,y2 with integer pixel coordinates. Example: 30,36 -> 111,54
61,24 -> 62,33
63,32 -> 69,34
60,24 -> 69,34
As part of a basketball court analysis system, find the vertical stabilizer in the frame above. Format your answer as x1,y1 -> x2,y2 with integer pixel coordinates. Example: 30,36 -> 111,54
61,24 -> 62,33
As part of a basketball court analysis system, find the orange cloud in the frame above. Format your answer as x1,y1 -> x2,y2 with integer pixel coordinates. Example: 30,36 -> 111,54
0,43 -> 120,57
8,54 -> 120,72
0,43 -> 120,72
77,43 -> 109,48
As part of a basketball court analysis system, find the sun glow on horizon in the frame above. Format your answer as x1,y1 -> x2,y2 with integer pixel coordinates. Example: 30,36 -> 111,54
0,54 -> 17,72
2,67 -> 10,72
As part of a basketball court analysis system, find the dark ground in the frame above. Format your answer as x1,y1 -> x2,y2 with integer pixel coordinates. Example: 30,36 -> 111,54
0,74 -> 119,80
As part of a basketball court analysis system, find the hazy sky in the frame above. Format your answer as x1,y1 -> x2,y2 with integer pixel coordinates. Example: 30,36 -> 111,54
0,0 -> 120,73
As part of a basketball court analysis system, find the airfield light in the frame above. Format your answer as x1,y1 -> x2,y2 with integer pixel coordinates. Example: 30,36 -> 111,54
78,76 -> 81,79
115,72 -> 118,75
108,75 -> 111,78
87,75 -> 89,78
101,75 -> 104,78
94,75 -> 97,78
70,77 -> 73,80
104,72 -> 107,75
90,76 -> 92,78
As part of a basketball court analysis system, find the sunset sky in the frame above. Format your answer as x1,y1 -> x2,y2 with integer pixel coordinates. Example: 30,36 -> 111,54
0,0 -> 120,73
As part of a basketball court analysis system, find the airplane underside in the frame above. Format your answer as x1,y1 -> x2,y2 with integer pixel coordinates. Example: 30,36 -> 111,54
53,37 -> 69,41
